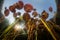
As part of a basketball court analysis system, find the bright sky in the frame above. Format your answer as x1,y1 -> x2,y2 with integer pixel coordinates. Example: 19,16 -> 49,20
2,0 -> 57,24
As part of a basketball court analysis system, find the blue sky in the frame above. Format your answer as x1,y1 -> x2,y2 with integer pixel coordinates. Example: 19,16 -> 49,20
2,0 -> 57,24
